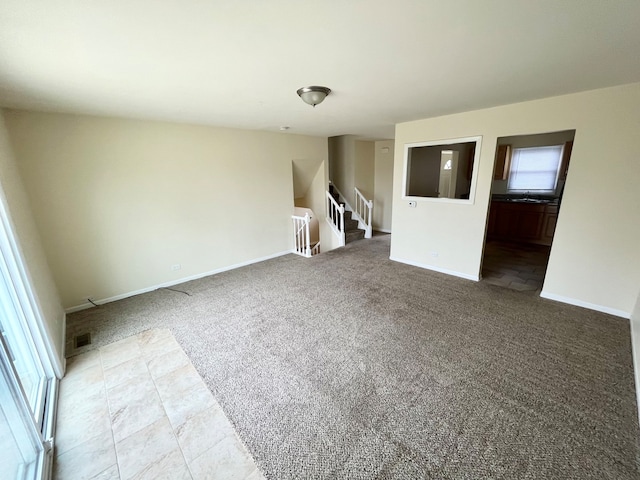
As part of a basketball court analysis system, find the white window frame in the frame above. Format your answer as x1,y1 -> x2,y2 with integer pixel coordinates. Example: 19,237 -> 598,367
0,335 -> 45,479
402,135 -> 483,205
0,185 -> 60,480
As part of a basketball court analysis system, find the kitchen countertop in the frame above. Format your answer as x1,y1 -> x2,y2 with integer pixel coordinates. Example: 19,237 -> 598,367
491,195 -> 558,205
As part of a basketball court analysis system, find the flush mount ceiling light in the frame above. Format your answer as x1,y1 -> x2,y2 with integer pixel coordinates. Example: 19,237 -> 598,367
297,86 -> 331,107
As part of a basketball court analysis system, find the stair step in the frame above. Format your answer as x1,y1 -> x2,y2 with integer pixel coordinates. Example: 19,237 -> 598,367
345,229 -> 365,243
344,218 -> 359,230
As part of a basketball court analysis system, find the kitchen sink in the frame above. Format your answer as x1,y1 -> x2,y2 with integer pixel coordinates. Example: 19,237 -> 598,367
500,198 -> 555,204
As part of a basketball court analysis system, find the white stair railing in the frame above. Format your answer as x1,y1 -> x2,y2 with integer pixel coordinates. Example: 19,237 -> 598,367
353,187 -> 373,238
329,182 -> 353,212
326,191 -> 345,247
292,213 -> 312,257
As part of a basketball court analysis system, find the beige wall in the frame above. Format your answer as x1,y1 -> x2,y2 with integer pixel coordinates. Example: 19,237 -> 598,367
4,111 -> 327,310
0,110 -> 65,369
407,146 -> 443,197
374,140 -> 394,232
292,158 -> 323,200
391,83 -> 640,317
354,140 -> 374,200
328,135 -> 356,206
329,135 -> 377,208
453,143 -> 474,199
302,160 -> 341,252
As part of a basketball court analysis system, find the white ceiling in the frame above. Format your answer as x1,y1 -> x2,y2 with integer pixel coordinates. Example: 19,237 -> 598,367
1,1 -> 639,139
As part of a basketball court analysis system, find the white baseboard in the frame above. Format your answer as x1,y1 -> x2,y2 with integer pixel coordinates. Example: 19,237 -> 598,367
374,228 -> 391,234
539,291 -> 630,318
65,250 -> 292,314
389,256 -> 480,281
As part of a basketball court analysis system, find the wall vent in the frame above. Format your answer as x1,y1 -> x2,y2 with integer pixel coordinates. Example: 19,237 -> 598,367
73,333 -> 91,348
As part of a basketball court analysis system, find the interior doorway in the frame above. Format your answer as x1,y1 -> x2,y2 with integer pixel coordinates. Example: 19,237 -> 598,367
481,130 -> 575,292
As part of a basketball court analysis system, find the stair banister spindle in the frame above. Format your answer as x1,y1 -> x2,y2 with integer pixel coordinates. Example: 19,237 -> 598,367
325,189 -> 346,247
292,214 -> 317,257
304,213 -> 311,257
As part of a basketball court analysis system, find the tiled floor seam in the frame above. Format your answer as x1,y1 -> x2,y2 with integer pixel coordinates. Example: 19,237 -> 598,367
140,331 -> 231,479
98,348 -> 124,480
92,464 -> 119,480
55,330 -> 264,480
143,334 -> 261,479
144,347 -> 196,480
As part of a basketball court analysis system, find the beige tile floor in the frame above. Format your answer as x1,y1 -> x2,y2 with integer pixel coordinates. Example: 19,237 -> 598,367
482,240 -> 551,292
54,329 -> 264,480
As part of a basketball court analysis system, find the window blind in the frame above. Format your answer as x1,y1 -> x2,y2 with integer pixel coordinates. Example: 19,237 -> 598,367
507,145 -> 563,192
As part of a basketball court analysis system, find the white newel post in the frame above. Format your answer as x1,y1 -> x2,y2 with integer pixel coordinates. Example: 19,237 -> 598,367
366,198 -> 373,238
293,217 -> 297,254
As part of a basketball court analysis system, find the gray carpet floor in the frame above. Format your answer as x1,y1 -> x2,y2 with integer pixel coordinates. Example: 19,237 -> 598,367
66,235 -> 640,479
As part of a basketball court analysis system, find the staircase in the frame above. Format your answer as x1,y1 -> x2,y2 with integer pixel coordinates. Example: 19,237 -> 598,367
343,211 -> 365,244
328,185 -> 366,244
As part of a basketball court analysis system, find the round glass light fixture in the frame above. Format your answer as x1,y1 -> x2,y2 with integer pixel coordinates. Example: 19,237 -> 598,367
297,86 -> 331,107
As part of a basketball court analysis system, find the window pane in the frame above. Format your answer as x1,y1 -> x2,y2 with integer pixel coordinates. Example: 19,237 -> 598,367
508,145 -> 563,192
0,186 -> 54,480
0,352 -> 41,479
0,404 -> 28,478
405,140 -> 477,199
0,263 -> 45,420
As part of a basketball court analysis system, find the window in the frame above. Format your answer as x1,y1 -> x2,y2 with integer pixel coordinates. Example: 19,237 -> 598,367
0,190 -> 58,479
507,145 -> 563,193
403,136 -> 482,202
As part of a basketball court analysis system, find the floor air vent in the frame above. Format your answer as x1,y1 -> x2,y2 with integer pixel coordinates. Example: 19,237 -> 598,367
73,332 -> 92,348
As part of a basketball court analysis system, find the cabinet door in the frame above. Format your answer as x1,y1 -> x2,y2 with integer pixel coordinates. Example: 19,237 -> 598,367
495,205 -> 518,238
559,141 -> 573,180
515,207 -> 545,240
494,145 -> 512,180
541,208 -> 558,246
544,215 -> 557,241
487,204 -> 498,237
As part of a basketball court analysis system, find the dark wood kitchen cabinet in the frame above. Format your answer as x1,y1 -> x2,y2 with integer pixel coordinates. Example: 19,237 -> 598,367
488,201 -> 558,246
494,145 -> 512,180
540,205 -> 558,245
